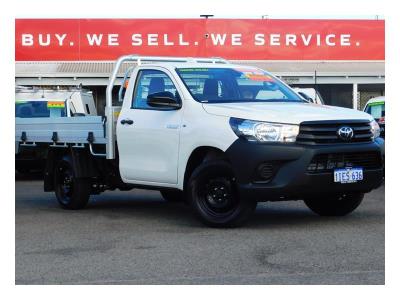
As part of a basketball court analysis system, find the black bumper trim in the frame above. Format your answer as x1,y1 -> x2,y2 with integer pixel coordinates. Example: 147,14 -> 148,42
225,138 -> 384,201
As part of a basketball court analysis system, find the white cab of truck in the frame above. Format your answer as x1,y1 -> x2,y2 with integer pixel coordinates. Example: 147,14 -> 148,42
15,56 -> 384,227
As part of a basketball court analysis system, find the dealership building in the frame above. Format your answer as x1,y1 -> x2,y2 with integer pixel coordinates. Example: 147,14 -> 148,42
15,18 -> 385,111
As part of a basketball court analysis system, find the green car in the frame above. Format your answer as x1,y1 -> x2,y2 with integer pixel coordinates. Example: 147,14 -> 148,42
364,96 -> 385,139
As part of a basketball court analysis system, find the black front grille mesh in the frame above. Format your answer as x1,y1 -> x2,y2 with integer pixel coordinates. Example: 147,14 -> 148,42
297,120 -> 373,145
307,152 -> 382,174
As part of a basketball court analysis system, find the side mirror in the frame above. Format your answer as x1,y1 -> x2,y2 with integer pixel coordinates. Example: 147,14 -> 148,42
298,92 -> 313,103
147,91 -> 181,109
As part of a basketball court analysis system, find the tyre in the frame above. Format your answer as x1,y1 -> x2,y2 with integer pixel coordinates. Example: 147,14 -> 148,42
54,156 -> 91,210
304,193 -> 364,216
187,160 -> 257,227
160,189 -> 184,202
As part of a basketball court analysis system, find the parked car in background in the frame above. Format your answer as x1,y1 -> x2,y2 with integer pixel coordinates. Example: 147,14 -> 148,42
292,87 -> 325,105
15,87 -> 97,174
363,96 -> 385,138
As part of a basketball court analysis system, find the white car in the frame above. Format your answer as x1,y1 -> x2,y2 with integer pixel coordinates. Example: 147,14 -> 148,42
15,56 -> 384,227
15,87 -> 97,174
363,96 -> 385,138
15,87 -> 97,118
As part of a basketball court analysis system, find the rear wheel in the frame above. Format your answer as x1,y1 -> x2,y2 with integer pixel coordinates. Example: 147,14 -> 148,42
304,193 -> 364,216
187,161 -> 257,227
54,156 -> 91,210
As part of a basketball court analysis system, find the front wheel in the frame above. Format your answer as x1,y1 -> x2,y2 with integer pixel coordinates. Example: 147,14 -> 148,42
54,156 -> 91,210
304,193 -> 364,216
187,161 -> 257,227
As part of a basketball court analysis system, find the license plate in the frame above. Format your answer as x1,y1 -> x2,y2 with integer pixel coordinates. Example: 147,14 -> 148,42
334,168 -> 363,183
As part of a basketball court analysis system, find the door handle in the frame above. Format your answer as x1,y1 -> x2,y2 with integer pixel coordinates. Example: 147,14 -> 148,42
120,119 -> 134,125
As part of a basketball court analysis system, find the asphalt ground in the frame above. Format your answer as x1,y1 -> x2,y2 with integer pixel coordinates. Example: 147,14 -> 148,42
15,173 -> 385,284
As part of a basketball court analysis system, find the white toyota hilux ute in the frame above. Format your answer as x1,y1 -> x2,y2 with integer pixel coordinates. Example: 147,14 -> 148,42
15,55 -> 384,227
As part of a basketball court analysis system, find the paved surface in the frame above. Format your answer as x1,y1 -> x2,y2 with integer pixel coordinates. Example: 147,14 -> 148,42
15,173 -> 385,284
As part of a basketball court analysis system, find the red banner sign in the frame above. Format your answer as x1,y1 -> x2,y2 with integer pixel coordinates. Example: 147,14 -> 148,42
15,19 -> 385,61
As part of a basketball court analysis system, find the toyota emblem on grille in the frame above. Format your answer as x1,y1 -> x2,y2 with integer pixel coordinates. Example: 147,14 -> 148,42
337,126 -> 354,141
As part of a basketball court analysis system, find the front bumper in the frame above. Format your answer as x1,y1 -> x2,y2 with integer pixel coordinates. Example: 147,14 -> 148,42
225,138 -> 384,201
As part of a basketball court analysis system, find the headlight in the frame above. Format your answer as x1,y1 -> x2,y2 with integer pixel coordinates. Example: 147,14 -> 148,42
230,118 -> 299,143
370,120 -> 381,139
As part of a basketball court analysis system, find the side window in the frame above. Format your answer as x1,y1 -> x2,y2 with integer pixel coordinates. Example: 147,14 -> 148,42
132,69 -> 180,109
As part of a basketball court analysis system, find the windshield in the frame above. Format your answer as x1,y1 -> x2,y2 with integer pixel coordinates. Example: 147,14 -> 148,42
365,102 -> 385,119
176,67 -> 303,103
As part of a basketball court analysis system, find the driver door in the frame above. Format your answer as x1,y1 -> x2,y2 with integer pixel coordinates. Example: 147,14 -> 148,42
117,68 -> 183,185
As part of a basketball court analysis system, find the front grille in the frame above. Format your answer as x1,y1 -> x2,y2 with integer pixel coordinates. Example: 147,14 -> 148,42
307,152 -> 382,174
297,120 -> 373,145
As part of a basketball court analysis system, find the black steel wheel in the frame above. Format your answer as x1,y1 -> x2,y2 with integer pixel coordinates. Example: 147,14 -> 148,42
187,160 -> 256,227
54,156 -> 91,210
304,193 -> 364,216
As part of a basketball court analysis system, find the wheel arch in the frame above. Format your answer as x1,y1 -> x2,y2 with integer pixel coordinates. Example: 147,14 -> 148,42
183,146 -> 228,190
44,146 -> 99,191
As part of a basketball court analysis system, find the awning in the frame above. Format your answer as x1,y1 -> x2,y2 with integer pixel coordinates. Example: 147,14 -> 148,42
15,60 -> 385,86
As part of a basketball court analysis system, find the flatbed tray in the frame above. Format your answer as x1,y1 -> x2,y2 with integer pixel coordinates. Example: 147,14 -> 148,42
15,116 -> 107,145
